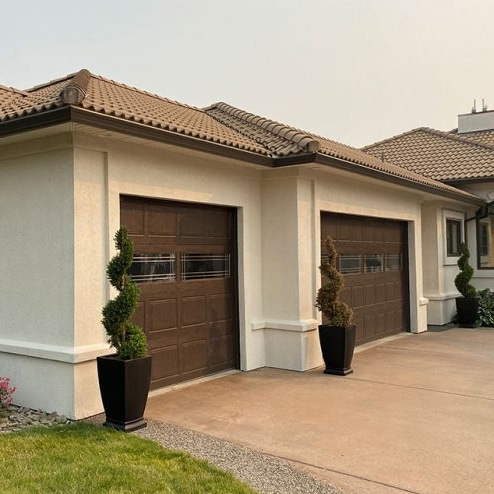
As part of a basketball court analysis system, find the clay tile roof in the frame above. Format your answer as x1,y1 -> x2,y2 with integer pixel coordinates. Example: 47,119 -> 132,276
449,127 -> 494,147
204,102 -> 320,156
363,127 -> 494,181
0,69 -> 268,155
0,69 -> 479,201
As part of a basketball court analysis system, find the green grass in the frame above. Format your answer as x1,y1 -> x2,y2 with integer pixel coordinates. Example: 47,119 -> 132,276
0,423 -> 257,494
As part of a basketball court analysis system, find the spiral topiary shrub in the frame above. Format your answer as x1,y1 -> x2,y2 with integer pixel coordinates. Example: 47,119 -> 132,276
102,226 -> 147,359
315,236 -> 353,327
454,242 -> 477,298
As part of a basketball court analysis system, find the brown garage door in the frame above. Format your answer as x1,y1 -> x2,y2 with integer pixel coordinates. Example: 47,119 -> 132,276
321,213 -> 409,346
121,196 -> 238,390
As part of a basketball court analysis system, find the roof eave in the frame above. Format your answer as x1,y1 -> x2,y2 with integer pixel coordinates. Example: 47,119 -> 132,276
315,153 -> 484,206
0,106 -> 275,167
70,108 -> 275,167
0,106 -> 72,137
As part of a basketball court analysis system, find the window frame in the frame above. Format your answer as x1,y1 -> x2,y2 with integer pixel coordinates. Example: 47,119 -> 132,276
443,209 -> 465,265
476,212 -> 494,270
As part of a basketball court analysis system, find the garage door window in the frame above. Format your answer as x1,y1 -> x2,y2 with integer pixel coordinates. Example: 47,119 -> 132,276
364,254 -> 383,273
385,254 -> 402,272
181,253 -> 230,280
339,254 -> 361,274
130,254 -> 176,283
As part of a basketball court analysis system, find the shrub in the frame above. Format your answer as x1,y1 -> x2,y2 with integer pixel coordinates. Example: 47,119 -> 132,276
454,242 -> 476,298
315,236 -> 353,327
102,226 -> 147,359
0,376 -> 17,409
476,289 -> 494,327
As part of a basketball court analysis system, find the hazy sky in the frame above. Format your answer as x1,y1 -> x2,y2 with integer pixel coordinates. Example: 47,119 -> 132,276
1,0 -> 494,147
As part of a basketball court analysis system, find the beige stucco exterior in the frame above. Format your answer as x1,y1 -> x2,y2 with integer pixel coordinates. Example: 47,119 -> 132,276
0,124 -> 479,418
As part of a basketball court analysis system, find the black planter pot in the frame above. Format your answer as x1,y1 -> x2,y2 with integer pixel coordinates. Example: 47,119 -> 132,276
456,297 -> 479,328
318,324 -> 356,376
97,355 -> 152,432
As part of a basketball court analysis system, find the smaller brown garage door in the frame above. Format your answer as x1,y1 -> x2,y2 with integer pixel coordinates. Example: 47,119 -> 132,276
321,213 -> 409,346
121,196 -> 238,390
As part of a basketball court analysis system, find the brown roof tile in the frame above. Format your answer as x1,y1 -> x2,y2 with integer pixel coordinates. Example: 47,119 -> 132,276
363,128 -> 494,181
0,69 -> 479,201
450,127 -> 494,147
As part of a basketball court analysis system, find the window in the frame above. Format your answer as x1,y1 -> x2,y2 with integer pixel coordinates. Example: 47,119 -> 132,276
385,254 -> 403,272
364,254 -> 383,273
477,215 -> 494,268
446,219 -> 462,257
181,253 -> 230,280
338,254 -> 361,274
130,254 -> 176,283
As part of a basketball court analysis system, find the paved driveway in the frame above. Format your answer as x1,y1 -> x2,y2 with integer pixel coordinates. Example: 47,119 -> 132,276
145,327 -> 494,494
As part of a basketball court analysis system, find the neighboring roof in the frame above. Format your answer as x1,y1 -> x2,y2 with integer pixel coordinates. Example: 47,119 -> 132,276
363,127 -> 494,182
0,69 -> 480,203
449,127 -> 494,147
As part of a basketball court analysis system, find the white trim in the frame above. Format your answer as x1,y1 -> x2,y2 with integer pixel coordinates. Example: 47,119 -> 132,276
251,319 -> 319,332
424,291 -> 461,301
0,338 -> 111,363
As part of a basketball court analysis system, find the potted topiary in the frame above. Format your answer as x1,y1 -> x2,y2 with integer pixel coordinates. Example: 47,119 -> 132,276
315,236 -> 356,375
454,242 -> 478,328
97,226 -> 152,432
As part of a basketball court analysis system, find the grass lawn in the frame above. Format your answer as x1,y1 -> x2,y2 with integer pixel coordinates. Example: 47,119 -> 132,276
0,423 -> 257,493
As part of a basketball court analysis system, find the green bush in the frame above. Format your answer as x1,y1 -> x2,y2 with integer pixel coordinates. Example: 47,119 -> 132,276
102,226 -> 147,359
315,236 -> 353,327
454,243 -> 476,298
477,289 -> 494,327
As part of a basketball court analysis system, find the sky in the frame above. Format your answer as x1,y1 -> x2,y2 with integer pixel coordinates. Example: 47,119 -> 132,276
1,0 -> 494,148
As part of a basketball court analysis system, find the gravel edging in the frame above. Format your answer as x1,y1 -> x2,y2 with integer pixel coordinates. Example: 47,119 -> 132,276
0,405 -> 70,433
134,419 -> 343,494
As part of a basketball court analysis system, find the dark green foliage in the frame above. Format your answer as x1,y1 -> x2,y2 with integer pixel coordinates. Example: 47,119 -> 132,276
102,226 -> 147,359
454,243 -> 477,298
476,289 -> 494,327
315,236 -> 353,327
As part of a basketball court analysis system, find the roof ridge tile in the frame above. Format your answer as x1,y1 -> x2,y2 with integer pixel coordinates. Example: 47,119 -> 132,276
210,102 -> 320,153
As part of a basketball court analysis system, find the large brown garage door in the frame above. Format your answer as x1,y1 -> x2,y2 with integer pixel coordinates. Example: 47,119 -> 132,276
321,213 -> 409,346
121,196 -> 238,390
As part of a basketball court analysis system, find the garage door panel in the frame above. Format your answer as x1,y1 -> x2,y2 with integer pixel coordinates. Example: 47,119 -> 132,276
208,320 -> 233,338
123,204 -> 145,235
133,301 -> 145,328
147,300 -> 177,331
321,212 -> 408,346
181,296 -> 206,327
147,328 -> 180,350
121,196 -> 237,390
375,284 -> 386,303
151,347 -> 179,380
352,286 -> 364,308
179,208 -> 231,240
210,335 -> 234,365
182,340 -> 208,372
209,293 -> 232,322
146,207 -> 177,237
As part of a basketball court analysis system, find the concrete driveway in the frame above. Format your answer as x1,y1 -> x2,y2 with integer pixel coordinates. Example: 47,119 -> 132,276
145,327 -> 494,494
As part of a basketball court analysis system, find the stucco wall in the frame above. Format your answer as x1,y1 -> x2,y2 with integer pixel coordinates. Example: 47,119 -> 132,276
0,144 -> 76,416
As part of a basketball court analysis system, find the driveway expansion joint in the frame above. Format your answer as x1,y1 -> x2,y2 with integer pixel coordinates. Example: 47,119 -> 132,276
348,376 -> 494,401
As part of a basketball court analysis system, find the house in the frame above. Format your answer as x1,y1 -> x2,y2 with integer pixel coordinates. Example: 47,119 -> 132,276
363,109 -> 494,325
0,69 -> 484,419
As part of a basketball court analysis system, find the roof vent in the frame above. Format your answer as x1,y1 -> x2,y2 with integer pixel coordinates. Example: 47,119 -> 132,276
60,69 -> 91,105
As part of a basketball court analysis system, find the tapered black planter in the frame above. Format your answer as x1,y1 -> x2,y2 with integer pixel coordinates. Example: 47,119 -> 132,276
456,297 -> 479,328
318,324 -> 356,376
97,355 -> 152,432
